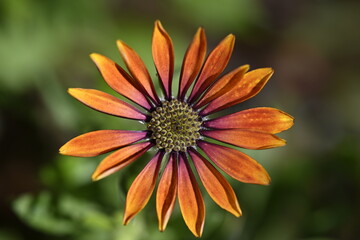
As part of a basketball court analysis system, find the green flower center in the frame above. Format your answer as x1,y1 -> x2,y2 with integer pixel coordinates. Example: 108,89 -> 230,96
148,99 -> 202,152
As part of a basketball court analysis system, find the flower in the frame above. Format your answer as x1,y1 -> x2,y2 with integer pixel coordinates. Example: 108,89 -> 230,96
59,20 -> 294,237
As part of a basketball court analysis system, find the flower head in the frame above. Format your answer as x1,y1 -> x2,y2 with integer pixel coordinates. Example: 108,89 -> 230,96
60,20 -> 294,237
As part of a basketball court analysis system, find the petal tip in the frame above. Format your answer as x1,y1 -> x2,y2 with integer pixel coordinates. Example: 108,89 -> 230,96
91,171 -> 102,181
116,39 -> 126,49
89,53 -> 103,62
58,144 -> 67,155
122,214 -> 132,226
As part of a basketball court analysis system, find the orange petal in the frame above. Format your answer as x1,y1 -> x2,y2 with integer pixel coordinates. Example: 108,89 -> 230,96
59,130 -> 147,157
202,129 -> 286,150
178,27 -> 207,100
68,88 -> 147,120
204,107 -> 294,134
90,53 -> 152,110
156,153 -> 178,231
123,151 -> 164,225
198,141 -> 270,185
178,153 -> 205,237
194,65 -> 249,109
152,20 -> 174,100
188,34 -> 235,103
201,68 -> 274,116
92,141 -> 153,181
189,149 -> 241,217
116,41 -> 160,104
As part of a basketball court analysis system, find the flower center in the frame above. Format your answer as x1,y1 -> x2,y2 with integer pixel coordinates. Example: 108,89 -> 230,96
148,99 -> 202,152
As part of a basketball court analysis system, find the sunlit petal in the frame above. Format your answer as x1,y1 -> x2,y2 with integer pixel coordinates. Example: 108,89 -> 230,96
178,153 -> 205,237
178,27 -> 207,100
188,34 -> 235,103
60,130 -> 147,157
123,151 -> 164,225
68,88 -> 147,120
201,68 -> 274,116
90,53 -> 152,110
92,142 -> 153,181
194,65 -> 249,109
202,129 -> 286,150
189,149 -> 241,217
156,153 -> 177,231
204,107 -> 294,134
117,41 -> 160,104
198,141 -> 271,185
152,20 -> 174,100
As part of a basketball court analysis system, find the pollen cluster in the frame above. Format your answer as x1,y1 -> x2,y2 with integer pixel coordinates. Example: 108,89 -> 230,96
147,99 -> 202,152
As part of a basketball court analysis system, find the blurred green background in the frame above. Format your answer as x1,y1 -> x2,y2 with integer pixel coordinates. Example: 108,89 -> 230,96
1,0 -> 359,239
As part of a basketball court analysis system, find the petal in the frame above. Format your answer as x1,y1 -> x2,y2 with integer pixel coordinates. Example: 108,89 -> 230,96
178,153 -> 205,237
90,53 -> 152,110
201,68 -> 274,116
189,149 -> 241,217
92,141 -> 153,181
156,153 -> 178,231
123,151 -> 165,225
116,41 -> 160,104
201,129 -> 286,150
204,107 -> 295,134
194,65 -> 249,109
188,34 -> 235,103
68,88 -> 147,120
59,130 -> 148,157
152,20 -> 174,100
198,141 -> 270,185
178,27 -> 207,100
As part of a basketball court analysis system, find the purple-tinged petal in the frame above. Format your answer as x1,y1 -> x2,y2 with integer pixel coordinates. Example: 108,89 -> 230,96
156,153 -> 177,232
152,20 -> 174,100
92,142 -> 153,181
201,68 -> 274,116
90,53 -> 152,110
194,65 -> 249,109
198,141 -> 270,185
188,34 -> 235,103
123,151 -> 164,225
189,149 -> 241,217
68,88 -> 147,120
60,130 -> 147,157
178,27 -> 207,101
204,107 -> 294,134
202,129 -> 286,150
178,153 -> 205,237
117,41 -> 160,104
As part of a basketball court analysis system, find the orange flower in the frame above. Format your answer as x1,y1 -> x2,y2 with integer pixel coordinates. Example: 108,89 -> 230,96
60,20 -> 294,237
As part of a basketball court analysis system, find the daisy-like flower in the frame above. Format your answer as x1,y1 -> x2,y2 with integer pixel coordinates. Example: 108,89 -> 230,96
60,20 -> 294,237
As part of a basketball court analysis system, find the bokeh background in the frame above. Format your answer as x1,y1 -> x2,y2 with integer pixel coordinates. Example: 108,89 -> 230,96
1,0 -> 359,239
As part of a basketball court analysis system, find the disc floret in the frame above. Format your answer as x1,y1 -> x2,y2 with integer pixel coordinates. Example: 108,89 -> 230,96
148,99 -> 202,152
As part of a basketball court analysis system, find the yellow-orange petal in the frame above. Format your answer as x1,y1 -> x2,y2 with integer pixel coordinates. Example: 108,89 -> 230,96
194,65 -> 249,109
189,149 -> 241,217
202,129 -> 286,150
201,68 -> 274,116
116,40 -> 160,104
90,53 -> 152,110
188,34 -> 235,103
152,20 -> 174,100
198,141 -> 271,185
156,153 -> 177,232
178,153 -> 205,237
68,88 -> 147,120
92,141 -> 153,181
123,151 -> 164,225
178,27 -> 207,100
59,130 -> 147,157
204,107 -> 294,134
